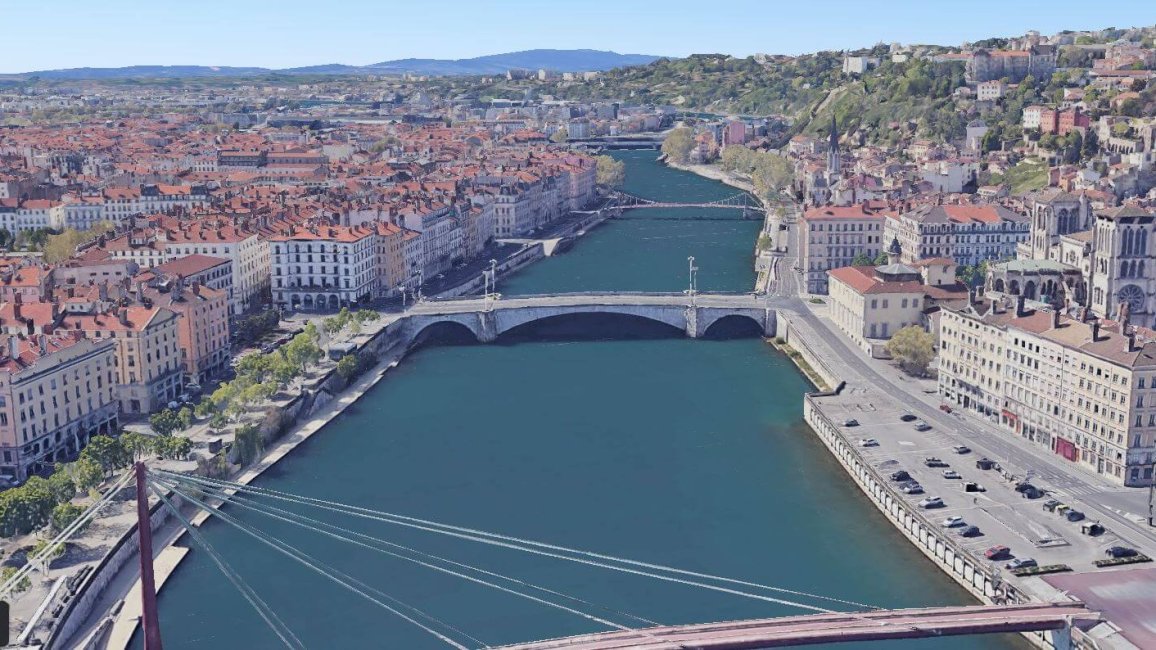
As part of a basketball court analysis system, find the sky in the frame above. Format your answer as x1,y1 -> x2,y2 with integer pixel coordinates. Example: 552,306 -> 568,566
2,0 -> 1153,73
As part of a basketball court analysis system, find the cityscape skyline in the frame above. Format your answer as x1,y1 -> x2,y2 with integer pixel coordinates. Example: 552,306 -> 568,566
3,0 -> 1154,74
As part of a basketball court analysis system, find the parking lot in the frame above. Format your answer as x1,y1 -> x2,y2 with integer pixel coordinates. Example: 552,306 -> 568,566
814,388 -> 1155,589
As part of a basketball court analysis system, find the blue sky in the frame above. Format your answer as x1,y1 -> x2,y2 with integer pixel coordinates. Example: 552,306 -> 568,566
3,0 -> 1152,73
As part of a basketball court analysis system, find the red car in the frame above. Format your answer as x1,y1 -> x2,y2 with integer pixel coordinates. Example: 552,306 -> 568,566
940,404 -> 953,413
985,545 -> 1011,560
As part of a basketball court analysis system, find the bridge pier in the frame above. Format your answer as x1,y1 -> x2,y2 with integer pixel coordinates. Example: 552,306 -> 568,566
1048,624 -> 1072,650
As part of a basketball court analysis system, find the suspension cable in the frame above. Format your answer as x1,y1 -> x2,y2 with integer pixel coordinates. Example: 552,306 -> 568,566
155,475 -> 641,635
157,474 -> 660,628
156,470 -> 866,612
156,478 -> 477,649
149,484 -> 305,649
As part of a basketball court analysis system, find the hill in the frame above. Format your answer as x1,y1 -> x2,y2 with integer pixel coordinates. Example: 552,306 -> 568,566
10,50 -> 662,80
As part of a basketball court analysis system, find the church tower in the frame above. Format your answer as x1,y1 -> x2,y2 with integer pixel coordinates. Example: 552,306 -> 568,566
826,116 -> 842,176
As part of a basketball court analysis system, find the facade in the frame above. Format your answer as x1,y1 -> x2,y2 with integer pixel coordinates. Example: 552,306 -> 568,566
269,224 -> 376,311
62,306 -> 183,415
799,204 -> 887,294
145,282 -> 230,385
1090,206 -> 1156,326
966,46 -> 1056,83
1024,189 -> 1093,261
939,302 -> 1156,486
976,80 -> 1007,101
885,203 -> 1029,266
0,334 -> 119,482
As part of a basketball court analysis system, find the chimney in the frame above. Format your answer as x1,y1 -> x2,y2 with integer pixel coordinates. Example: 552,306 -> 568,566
1015,294 -> 1027,317
1052,309 -> 1061,328
1091,321 -> 1101,342
1126,328 -> 1137,353
37,334 -> 47,355
7,336 -> 18,360
118,308 -> 130,327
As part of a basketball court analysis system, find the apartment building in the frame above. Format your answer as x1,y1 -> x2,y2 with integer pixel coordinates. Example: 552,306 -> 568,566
939,300 -> 1156,486
884,203 -> 1029,266
269,224 -> 376,311
141,281 -> 230,386
0,333 -> 119,482
62,306 -> 183,414
799,204 -> 889,294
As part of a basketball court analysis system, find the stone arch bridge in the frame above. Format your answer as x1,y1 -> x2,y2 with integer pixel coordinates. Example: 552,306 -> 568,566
398,293 -> 784,346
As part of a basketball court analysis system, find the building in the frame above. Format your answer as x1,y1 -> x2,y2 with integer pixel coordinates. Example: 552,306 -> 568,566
0,334 -> 119,482
269,223 -> 376,311
827,253 -> 969,356
976,80 -> 1007,102
1089,206 -> 1156,326
799,204 -> 888,294
939,301 -> 1156,486
61,306 -> 183,415
966,46 -> 1056,83
1023,189 -> 1092,261
885,203 -> 1029,266
141,280 -> 230,386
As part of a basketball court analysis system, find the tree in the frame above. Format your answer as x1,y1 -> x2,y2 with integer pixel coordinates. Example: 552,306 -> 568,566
120,431 -> 155,460
851,252 -> 873,266
149,409 -> 182,436
81,435 -> 130,476
66,458 -> 104,493
336,355 -> 359,385
47,470 -> 76,504
549,128 -> 568,143
155,436 -> 193,460
594,155 -> 626,188
284,331 -> 323,374
178,407 -> 194,430
51,502 -> 88,534
886,326 -> 936,376
661,127 -> 695,164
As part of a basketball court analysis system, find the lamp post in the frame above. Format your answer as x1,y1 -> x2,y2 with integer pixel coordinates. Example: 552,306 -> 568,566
415,269 -> 424,303
686,256 -> 698,307
398,284 -> 407,309
483,259 -> 499,311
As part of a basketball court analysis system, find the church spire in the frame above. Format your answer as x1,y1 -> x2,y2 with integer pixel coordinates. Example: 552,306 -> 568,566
827,116 -> 841,176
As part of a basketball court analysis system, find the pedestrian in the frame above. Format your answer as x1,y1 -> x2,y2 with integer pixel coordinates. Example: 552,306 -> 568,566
973,497 -> 978,505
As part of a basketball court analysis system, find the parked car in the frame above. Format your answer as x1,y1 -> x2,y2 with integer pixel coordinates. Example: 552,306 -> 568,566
958,525 -> 982,538
952,445 -> 971,454
918,496 -> 945,509
913,420 -> 932,432
941,516 -> 965,528
889,470 -> 911,482
1105,546 -> 1138,558
1006,558 -> 1037,570
900,413 -> 917,422
939,404 -> 953,413
924,457 -> 948,468
901,482 -> 925,495
1065,509 -> 1085,522
943,470 -> 961,479
842,419 -> 860,427
1042,499 -> 1062,513
985,545 -> 1012,560
1081,522 -> 1106,536
1020,485 -> 1044,499
857,438 -> 878,447
963,482 -> 986,492
975,458 -> 995,470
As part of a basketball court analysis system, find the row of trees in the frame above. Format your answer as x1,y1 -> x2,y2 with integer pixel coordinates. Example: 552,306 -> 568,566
661,127 -> 695,165
718,147 -> 794,201
42,222 -> 116,263
323,307 -> 377,340
232,309 -> 282,346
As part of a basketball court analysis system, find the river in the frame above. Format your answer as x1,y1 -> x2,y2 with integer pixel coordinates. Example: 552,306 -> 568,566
138,151 -> 1019,649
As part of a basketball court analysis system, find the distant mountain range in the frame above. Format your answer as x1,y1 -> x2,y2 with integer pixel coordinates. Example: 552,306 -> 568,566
9,50 -> 664,80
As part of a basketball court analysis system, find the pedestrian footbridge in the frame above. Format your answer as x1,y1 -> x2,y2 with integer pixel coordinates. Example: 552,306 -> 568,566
401,292 -> 786,345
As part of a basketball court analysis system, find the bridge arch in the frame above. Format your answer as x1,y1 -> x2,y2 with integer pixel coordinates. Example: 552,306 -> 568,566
699,313 -> 765,340
497,311 -> 685,342
408,318 -> 481,348
493,305 -> 689,339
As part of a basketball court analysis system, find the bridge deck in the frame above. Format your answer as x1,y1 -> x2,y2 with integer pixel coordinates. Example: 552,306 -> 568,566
496,603 -> 1096,649
409,293 -> 780,315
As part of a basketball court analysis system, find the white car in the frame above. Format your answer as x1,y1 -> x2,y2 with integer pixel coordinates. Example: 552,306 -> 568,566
919,496 -> 945,509
857,438 -> 879,447
943,470 -> 961,479
913,420 -> 932,431
941,516 -> 965,528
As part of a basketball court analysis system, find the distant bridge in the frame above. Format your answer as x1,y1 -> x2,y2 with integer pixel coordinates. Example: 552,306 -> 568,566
496,602 -> 1098,650
612,191 -> 766,214
401,292 -> 783,345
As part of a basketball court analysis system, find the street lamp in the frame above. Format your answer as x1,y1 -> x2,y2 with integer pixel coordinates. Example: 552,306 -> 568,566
415,269 -> 424,303
686,256 -> 698,307
397,284 -> 407,309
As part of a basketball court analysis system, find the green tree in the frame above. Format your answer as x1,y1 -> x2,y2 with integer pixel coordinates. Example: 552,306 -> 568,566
50,502 -> 88,534
65,458 -> 104,493
594,155 -> 626,188
120,431 -> 155,461
661,127 -> 695,164
178,407 -> 194,430
886,326 -> 936,376
148,409 -> 182,436
47,470 -> 76,504
81,435 -> 130,476
851,252 -> 873,266
336,355 -> 360,385
549,128 -> 568,143
155,436 -> 193,460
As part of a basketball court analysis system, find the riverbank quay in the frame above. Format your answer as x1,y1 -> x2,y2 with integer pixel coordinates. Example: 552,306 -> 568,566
776,308 -> 1150,649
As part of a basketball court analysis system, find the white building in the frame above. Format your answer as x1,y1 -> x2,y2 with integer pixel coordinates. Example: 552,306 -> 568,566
269,223 -> 376,311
